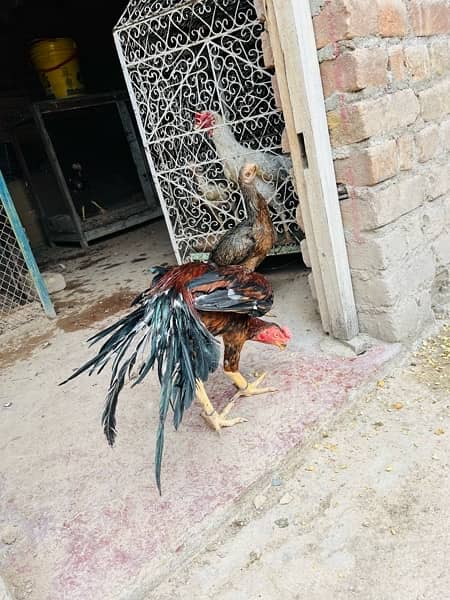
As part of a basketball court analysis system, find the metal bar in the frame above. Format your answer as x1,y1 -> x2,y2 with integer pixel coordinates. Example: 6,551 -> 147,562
115,100 -> 157,209
11,134 -> 54,247
31,103 -> 88,249
116,0 -> 194,30
0,169 -> 56,319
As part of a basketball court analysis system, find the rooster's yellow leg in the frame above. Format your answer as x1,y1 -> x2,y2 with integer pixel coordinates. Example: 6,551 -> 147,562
196,380 -> 247,432
225,371 -> 278,397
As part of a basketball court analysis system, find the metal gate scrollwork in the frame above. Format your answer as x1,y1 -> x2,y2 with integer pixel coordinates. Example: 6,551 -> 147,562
114,0 -> 301,263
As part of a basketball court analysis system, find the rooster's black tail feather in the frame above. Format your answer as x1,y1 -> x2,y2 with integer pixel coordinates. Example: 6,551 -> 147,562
60,287 -> 220,493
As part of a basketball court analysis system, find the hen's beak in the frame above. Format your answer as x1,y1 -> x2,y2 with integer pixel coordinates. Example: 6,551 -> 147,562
254,165 -> 264,178
277,343 -> 287,351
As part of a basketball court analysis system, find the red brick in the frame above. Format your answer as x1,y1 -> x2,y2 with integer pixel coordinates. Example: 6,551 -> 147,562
334,140 -> 399,186
432,228 -> 450,266
419,79 -> 450,121
404,45 -> 431,81
388,45 -> 407,81
410,0 -> 450,36
377,0 -> 408,37
341,175 -> 425,231
429,39 -> 450,77
396,134 -> 415,170
344,211 -> 424,270
415,124 -> 440,163
328,89 -> 420,146
313,0 -> 378,49
260,30 -> 274,69
426,163 -> 450,200
320,48 -> 387,97
441,118 -> 450,151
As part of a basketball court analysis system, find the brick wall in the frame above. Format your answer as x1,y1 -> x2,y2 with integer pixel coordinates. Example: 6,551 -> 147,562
311,0 -> 450,341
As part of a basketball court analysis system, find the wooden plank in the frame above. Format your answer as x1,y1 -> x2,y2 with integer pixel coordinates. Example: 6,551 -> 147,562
36,91 -> 128,114
266,0 -> 359,340
115,100 -> 158,211
0,169 -> 56,319
84,208 -> 162,242
264,0 -> 332,334
31,104 -> 89,249
11,134 -> 54,247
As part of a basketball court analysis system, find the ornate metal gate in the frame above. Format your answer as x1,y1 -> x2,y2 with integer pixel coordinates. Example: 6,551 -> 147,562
114,0 -> 301,263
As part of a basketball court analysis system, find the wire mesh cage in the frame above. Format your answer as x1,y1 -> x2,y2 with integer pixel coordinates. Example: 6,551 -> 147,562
0,200 -> 39,333
114,0 -> 301,263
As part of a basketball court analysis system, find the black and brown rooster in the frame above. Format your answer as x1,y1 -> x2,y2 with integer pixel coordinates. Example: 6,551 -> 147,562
61,262 -> 290,492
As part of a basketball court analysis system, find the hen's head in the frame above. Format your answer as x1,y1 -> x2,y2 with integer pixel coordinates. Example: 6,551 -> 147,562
239,163 -> 261,185
250,320 -> 292,350
194,111 -> 220,136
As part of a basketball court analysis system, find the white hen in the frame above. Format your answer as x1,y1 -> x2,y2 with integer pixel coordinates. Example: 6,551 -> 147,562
194,111 -> 292,203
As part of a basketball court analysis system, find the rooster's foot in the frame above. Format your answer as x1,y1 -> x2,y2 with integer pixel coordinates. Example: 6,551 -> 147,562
196,379 -> 247,432
243,372 -> 278,396
226,371 -> 278,397
201,404 -> 247,432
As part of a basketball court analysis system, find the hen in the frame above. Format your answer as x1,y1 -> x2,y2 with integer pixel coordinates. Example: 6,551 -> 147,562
194,110 -> 292,202
61,262 -> 291,492
189,163 -> 229,204
210,163 -> 275,270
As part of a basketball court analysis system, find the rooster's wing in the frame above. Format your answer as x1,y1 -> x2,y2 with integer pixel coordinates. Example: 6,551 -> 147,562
188,267 -> 273,317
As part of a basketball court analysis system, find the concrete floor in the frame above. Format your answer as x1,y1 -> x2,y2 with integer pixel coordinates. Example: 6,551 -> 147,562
0,221 -> 399,600
153,324 -> 450,600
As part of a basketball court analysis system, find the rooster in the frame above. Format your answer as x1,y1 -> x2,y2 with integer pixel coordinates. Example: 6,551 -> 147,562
210,163 -> 275,270
194,110 -> 292,203
68,162 -> 106,221
61,262 -> 291,492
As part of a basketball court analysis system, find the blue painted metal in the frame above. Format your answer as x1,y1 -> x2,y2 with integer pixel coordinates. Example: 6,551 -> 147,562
0,169 -> 56,319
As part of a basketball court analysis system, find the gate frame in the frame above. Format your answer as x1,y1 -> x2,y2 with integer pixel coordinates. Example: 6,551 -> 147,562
113,0 -> 359,341
0,169 -> 56,320
265,0 -> 359,341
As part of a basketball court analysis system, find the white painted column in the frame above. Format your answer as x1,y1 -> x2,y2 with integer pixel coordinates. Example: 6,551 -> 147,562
265,0 -> 359,340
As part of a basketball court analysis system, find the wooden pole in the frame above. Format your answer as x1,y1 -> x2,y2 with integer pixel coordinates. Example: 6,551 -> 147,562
265,0 -> 359,340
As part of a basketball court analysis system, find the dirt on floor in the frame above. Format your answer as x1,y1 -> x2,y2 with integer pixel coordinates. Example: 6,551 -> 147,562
0,332 -> 53,370
56,289 -> 139,333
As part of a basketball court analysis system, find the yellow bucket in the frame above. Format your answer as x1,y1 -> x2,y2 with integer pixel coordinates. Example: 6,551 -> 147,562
30,38 -> 85,99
